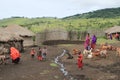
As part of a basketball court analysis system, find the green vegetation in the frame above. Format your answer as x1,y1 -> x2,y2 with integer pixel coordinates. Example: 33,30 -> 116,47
0,17 -> 120,33
63,7 -> 120,19
97,38 -> 119,45
0,7 -> 120,34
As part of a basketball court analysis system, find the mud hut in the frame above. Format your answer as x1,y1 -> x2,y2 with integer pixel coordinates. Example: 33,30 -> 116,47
0,28 -> 23,53
5,24 -> 35,46
104,26 -> 120,39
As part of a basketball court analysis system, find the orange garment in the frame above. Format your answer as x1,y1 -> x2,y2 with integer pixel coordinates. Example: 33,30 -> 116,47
10,47 -> 21,60
77,54 -> 83,68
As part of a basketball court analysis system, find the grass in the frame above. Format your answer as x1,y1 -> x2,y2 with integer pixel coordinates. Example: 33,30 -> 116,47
97,38 -> 119,45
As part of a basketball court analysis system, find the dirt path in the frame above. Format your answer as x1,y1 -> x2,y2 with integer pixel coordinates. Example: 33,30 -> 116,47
0,46 -> 65,80
0,43 -> 120,80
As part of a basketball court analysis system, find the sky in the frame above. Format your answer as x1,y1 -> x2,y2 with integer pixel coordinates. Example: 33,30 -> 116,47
0,0 -> 120,19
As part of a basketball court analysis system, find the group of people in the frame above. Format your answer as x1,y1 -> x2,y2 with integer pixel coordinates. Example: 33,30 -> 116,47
76,33 -> 97,70
107,32 -> 120,40
30,46 -> 47,61
0,46 -> 48,65
84,33 -> 97,50
1,33 -> 96,71
0,47 -> 21,64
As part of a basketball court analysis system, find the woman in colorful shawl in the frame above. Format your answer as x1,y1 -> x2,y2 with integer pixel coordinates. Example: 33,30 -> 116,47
84,33 -> 90,49
91,35 -> 97,49
10,47 -> 21,64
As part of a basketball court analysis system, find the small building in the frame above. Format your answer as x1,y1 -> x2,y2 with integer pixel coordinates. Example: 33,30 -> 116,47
0,28 -> 23,53
5,24 -> 35,46
104,26 -> 120,39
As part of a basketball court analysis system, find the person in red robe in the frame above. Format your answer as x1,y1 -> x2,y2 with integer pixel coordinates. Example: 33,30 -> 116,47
10,47 -> 21,64
77,52 -> 83,69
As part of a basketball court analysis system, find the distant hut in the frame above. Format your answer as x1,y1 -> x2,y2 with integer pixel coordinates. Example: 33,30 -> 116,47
104,26 -> 120,39
0,28 -> 23,53
5,24 -> 35,46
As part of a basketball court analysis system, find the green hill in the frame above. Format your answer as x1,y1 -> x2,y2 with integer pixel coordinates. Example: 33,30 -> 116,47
63,7 -> 120,19
0,7 -> 120,33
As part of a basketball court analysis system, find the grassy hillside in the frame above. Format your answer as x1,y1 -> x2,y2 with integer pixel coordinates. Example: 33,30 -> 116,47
63,7 -> 120,19
0,7 -> 120,33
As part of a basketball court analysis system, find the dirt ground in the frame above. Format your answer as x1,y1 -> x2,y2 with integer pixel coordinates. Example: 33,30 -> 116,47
0,42 -> 120,80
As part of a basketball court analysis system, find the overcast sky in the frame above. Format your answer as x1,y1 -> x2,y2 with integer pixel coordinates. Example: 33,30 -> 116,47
0,0 -> 120,19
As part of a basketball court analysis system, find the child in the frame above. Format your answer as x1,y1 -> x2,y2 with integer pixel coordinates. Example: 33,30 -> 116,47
77,52 -> 83,70
42,47 -> 47,60
37,47 -> 42,61
86,44 -> 91,51
30,48 -> 36,58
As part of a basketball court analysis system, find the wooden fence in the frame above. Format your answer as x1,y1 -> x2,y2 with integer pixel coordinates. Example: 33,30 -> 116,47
35,29 -> 87,45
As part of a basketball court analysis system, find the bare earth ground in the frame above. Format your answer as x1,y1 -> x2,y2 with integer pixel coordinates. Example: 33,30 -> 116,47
0,42 -> 120,80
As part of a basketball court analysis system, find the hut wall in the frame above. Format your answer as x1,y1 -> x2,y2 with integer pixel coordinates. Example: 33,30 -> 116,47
70,31 -> 78,40
35,30 -> 68,46
0,41 -> 23,53
87,28 -> 104,37
68,31 -> 87,41
45,30 -> 68,41
23,37 -> 34,46
35,32 -> 46,46
35,29 -> 87,46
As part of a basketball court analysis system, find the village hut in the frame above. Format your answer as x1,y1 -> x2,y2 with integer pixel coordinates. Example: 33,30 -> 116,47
0,28 -> 23,53
5,24 -> 35,46
104,26 -> 120,39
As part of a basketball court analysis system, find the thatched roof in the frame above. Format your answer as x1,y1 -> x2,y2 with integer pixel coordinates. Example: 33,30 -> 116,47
0,28 -> 23,42
5,24 -> 35,37
104,26 -> 120,33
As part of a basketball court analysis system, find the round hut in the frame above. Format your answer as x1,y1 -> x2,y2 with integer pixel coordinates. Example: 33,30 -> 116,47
105,26 -> 120,39
4,24 -> 35,47
0,28 -> 23,53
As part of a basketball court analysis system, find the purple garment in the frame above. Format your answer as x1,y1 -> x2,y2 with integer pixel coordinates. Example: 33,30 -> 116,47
110,34 -> 112,40
91,35 -> 97,44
